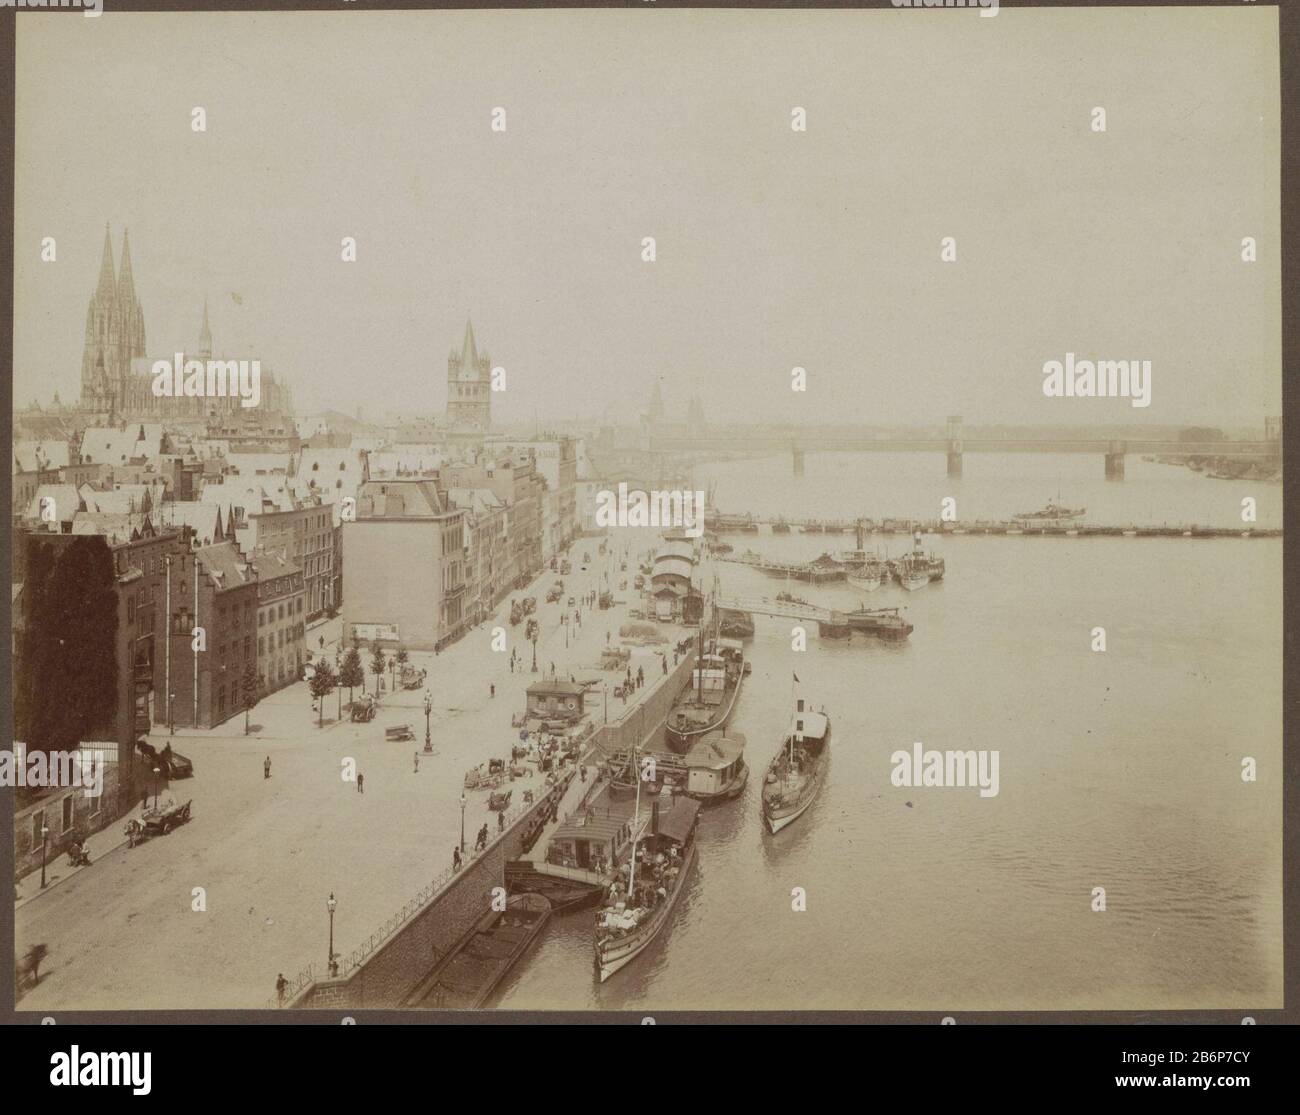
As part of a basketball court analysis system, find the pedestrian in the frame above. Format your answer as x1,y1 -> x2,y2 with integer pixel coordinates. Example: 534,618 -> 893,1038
413,752 -> 419,773
453,846 -> 462,870
637,666 -> 644,687
319,635 -> 325,649
357,772 -> 364,793
606,631 -> 611,644
490,683 -> 495,698
276,973 -> 287,1004
498,810 -> 505,833
662,657 -> 668,675
264,756 -> 271,779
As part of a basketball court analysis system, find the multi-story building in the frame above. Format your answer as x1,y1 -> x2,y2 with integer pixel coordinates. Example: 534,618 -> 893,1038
206,481 -> 334,622
449,486 -> 508,624
489,436 -> 578,560
13,516 -> 189,819
342,478 -> 466,650
443,449 -> 545,591
250,550 -> 306,695
162,541 -> 258,730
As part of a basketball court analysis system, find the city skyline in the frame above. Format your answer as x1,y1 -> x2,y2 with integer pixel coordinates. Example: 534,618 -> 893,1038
13,8 -> 1281,426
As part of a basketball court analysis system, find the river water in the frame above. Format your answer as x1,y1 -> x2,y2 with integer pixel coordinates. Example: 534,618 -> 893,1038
498,452 -> 1283,1011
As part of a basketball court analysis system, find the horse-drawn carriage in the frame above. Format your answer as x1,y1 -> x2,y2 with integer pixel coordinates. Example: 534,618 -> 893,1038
351,695 -> 376,722
400,664 -> 427,690
464,759 -> 507,791
136,739 -> 193,779
125,799 -> 192,848
488,789 -> 512,812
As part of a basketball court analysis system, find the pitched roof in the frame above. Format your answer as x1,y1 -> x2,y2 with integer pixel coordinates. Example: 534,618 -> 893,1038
70,510 -> 153,545
13,440 -> 70,473
195,541 -> 255,591
685,732 -> 746,770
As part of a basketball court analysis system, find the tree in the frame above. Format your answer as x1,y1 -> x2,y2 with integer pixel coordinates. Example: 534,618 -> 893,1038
394,645 -> 408,684
241,661 -> 259,736
339,646 -> 364,705
369,645 -> 386,699
16,537 -> 119,781
309,660 -> 336,728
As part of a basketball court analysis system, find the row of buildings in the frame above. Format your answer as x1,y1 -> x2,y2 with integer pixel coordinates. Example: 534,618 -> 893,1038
11,223 -> 587,874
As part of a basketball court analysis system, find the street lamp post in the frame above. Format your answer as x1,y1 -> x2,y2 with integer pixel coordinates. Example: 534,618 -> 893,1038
423,693 -> 433,754
169,692 -> 175,736
459,791 -> 467,853
327,892 -> 337,976
39,824 -> 49,888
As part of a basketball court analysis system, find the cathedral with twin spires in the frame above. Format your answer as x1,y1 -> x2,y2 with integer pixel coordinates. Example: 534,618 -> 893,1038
78,224 -> 293,424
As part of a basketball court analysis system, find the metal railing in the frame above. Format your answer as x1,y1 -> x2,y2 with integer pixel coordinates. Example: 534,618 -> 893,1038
270,779 -> 571,1008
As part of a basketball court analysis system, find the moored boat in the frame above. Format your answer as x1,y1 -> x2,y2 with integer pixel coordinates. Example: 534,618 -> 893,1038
1012,501 -> 1086,528
718,608 -> 755,639
665,637 -> 746,752
762,695 -> 831,834
847,558 -> 885,593
842,606 -> 913,640
897,553 -> 930,591
595,788 -> 700,982
407,893 -> 552,1007
683,730 -> 748,804
905,530 -> 944,581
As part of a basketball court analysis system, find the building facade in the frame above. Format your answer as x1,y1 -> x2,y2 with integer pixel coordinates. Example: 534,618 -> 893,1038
162,542 -> 258,729
342,478 -> 467,650
250,550 -> 306,695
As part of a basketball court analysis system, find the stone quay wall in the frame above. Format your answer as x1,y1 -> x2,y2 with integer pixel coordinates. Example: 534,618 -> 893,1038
290,772 -> 572,1010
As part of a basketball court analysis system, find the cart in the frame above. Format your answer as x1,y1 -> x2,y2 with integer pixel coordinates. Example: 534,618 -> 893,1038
126,800 -> 192,846
385,724 -> 415,742
488,789 -> 513,812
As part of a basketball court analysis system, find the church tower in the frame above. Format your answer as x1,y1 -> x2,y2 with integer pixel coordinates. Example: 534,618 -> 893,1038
446,317 -> 492,432
80,224 -> 146,421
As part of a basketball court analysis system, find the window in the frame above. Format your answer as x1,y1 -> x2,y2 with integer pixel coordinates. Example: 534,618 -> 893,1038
33,810 -> 44,844
62,795 -> 74,833
258,636 -> 264,654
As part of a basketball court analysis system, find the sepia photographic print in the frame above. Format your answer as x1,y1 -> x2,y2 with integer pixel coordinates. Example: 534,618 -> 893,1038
3,0 -> 1292,1039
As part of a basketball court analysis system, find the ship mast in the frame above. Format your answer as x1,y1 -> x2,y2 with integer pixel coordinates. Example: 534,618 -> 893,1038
628,732 -> 641,896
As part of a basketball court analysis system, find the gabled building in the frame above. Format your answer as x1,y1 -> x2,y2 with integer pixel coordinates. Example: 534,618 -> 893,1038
342,477 -> 467,650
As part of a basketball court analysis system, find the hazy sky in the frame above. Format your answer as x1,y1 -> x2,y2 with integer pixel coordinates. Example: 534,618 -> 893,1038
14,8 -> 1281,427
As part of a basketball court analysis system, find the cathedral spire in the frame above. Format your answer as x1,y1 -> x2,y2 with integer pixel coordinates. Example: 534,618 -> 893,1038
116,227 -> 136,304
96,222 -> 116,301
